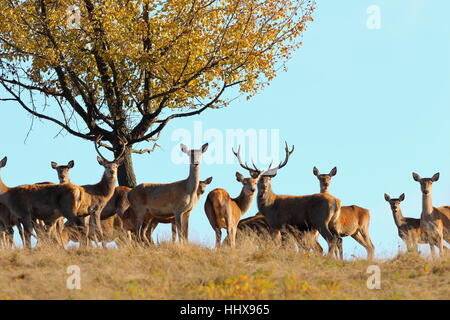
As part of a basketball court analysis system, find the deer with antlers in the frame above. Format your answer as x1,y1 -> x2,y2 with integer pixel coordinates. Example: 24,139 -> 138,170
248,143 -> 342,257
204,148 -> 261,248
313,167 -> 374,260
127,143 -> 209,243
412,172 -> 450,257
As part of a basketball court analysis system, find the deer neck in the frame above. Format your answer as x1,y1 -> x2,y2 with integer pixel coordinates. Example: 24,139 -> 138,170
95,171 -> 116,196
257,184 -> 276,210
392,208 -> 406,227
422,192 -> 433,216
0,176 -> 9,195
186,164 -> 200,195
320,186 -> 328,193
234,189 -> 254,215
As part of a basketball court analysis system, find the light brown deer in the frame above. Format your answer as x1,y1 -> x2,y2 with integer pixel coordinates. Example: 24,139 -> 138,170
313,167 -> 374,260
412,172 -> 450,257
384,193 -> 428,252
127,143 -> 209,243
253,143 -> 342,258
205,151 -> 261,247
122,177 -> 213,244
70,137 -> 126,244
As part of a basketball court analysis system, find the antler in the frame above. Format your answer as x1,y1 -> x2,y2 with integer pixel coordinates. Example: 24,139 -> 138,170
232,146 -> 257,172
114,135 -> 128,162
95,135 -> 128,162
263,142 -> 294,176
95,135 -> 109,162
273,141 -> 294,171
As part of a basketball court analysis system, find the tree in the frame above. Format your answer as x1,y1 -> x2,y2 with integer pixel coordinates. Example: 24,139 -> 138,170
0,0 -> 315,187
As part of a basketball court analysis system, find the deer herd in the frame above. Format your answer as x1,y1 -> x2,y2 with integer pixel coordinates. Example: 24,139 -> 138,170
0,137 -> 449,260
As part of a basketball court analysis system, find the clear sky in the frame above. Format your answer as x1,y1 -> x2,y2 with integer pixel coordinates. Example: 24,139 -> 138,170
1,1 -> 450,258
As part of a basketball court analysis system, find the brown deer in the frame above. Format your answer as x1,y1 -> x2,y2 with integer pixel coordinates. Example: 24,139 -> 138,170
229,213 -> 324,254
127,143 -> 209,243
252,143 -> 342,258
123,177 -> 213,244
0,137 -> 125,248
313,167 -> 374,260
384,193 -> 428,252
205,150 -> 261,247
0,156 -> 84,248
412,172 -> 450,257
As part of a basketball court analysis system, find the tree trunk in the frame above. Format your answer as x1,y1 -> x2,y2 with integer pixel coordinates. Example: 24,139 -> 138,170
116,146 -> 137,188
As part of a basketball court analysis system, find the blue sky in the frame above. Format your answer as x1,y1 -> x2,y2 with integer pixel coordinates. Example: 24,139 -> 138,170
1,1 -> 450,258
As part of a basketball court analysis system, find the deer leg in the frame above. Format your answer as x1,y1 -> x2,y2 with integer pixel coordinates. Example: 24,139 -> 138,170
21,215 -> 34,249
271,228 -> 282,246
171,223 -> 177,243
174,213 -> 184,244
214,228 -> 222,248
317,224 -> 339,259
181,212 -> 191,242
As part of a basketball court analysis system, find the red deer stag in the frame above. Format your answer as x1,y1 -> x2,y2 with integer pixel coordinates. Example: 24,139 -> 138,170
253,143 -> 342,258
313,167 -> 374,260
128,143 -> 209,243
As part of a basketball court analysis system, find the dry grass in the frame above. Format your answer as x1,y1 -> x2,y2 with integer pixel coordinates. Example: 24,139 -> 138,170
0,232 -> 449,300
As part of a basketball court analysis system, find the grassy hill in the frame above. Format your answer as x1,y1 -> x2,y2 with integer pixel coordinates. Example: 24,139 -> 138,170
0,236 -> 448,300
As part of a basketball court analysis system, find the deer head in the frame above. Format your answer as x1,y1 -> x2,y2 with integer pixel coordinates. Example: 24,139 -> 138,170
313,166 -> 337,193
197,177 -> 213,195
51,160 -> 74,184
412,172 -> 440,195
181,143 -> 209,167
235,171 -> 261,196
94,135 -> 127,179
384,193 -> 405,214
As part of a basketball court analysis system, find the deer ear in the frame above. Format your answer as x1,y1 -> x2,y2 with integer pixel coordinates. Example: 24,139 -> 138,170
67,160 -> 75,168
412,172 -> 421,181
399,193 -> 405,201
0,157 -> 7,168
205,177 -> 213,184
236,172 -> 244,182
201,143 -> 209,153
180,144 -> 190,154
384,193 -> 391,202
313,166 -> 319,176
97,156 -> 106,166
330,167 -> 337,177
51,161 -> 58,169
432,172 -> 440,182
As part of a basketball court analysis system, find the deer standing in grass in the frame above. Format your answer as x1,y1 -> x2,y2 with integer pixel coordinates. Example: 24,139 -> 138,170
253,143 -> 342,258
127,143 -> 209,243
123,177 -> 213,244
384,193 -> 428,252
205,148 -> 261,247
0,156 -> 84,248
0,137 -> 125,248
0,160 -> 74,247
313,167 -> 374,260
412,172 -> 450,258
